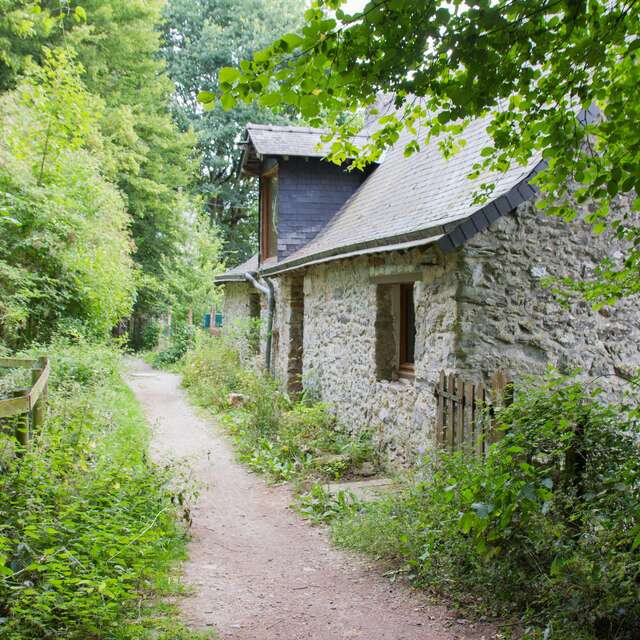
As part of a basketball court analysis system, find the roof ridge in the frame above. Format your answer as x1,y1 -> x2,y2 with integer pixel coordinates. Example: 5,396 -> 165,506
246,123 -> 329,134
246,122 -> 371,138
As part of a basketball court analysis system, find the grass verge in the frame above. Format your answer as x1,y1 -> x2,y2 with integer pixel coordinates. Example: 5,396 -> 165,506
0,340 -> 214,640
181,332 -> 379,486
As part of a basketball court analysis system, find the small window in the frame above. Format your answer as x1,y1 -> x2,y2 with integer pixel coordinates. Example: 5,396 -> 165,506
260,168 -> 278,259
399,283 -> 416,377
375,282 -> 417,381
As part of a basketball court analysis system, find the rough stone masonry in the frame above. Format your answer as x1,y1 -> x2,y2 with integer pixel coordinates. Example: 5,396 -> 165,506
223,200 -> 640,466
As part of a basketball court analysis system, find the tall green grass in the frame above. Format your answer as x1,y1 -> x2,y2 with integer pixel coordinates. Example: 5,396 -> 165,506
0,340 -> 213,639
181,332 -> 377,483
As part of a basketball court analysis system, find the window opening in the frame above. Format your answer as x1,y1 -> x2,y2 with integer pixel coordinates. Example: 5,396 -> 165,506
260,168 -> 278,259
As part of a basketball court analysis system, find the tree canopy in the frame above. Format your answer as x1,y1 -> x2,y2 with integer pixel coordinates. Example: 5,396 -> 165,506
211,0 -> 640,306
160,0 -> 305,264
0,0 -> 222,348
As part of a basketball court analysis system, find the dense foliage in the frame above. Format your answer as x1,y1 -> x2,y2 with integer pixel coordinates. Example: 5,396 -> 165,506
181,332 -> 376,482
213,0 -> 640,306
160,0 -> 305,262
153,324 -> 197,368
0,342 -> 202,639
329,373 -> 640,640
0,49 -> 135,344
0,0 -> 222,348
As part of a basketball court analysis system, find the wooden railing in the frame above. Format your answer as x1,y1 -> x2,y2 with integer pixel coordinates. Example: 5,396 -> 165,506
434,369 -> 512,457
0,356 -> 50,446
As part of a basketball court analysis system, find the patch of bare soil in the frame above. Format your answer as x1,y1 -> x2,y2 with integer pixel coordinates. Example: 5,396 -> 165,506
126,360 -> 496,640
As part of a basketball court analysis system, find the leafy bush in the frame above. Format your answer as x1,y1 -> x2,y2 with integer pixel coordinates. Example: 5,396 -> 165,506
182,331 -> 244,407
295,484 -> 360,525
332,372 -> 640,639
140,320 -> 162,352
0,51 -> 136,348
0,342 -> 201,639
153,324 -> 196,368
182,333 -> 377,483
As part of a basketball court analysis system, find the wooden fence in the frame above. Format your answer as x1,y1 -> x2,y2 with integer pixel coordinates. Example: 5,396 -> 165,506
434,369 -> 512,457
0,356 -> 50,446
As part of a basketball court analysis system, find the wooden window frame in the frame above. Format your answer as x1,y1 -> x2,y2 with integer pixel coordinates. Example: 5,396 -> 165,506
399,283 -> 415,379
260,165 -> 278,260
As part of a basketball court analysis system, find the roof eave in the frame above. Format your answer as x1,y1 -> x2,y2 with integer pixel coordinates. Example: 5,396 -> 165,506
214,274 -> 248,283
260,229 -> 447,277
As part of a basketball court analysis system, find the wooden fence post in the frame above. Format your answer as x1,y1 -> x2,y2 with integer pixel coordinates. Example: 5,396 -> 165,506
31,364 -> 47,433
446,372 -> 455,450
10,391 -> 28,447
435,370 -> 445,446
475,383 -> 486,458
0,356 -> 49,449
489,369 -> 513,443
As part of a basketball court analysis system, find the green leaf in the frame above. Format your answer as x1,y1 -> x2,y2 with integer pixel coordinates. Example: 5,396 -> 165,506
220,93 -> 236,111
219,67 -> 241,85
471,502 -> 493,518
259,92 -> 282,108
197,91 -> 216,105
300,95 -> 320,117
281,33 -> 303,49
74,6 -> 87,22
459,511 -> 475,534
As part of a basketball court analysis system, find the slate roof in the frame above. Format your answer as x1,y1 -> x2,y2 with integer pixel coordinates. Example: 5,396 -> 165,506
218,103 -> 605,281
215,254 -> 258,283
245,123 -> 371,158
259,114 -> 545,275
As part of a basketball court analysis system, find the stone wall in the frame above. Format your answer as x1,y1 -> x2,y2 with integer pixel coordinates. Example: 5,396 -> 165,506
221,282 -> 262,362
268,275 -> 305,394
455,200 -> 640,395
298,248 -> 460,465
227,200 -> 640,465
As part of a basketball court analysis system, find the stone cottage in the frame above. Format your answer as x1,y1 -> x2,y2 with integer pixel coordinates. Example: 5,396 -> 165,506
215,109 -> 640,464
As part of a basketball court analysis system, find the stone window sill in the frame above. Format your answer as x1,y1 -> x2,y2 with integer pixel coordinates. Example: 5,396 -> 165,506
377,375 -> 415,389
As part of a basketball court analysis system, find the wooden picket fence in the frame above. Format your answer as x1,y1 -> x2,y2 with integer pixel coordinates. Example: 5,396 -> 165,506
434,369 -> 513,457
0,356 -> 50,447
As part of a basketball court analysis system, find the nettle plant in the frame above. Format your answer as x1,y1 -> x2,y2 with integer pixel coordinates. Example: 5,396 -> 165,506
454,374 -> 640,636
205,0 -> 640,308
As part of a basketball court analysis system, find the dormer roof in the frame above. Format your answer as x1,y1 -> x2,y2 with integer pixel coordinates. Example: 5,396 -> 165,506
239,123 -> 371,176
260,114 -> 546,275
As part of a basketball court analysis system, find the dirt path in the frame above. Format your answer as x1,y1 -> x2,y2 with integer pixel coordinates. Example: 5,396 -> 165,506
126,360 -> 494,640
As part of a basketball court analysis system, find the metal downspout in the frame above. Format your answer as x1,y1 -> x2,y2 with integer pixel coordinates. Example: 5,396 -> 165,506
244,271 -> 275,374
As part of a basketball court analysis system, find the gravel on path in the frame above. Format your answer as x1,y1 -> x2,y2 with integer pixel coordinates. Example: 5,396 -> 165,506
126,360 -> 496,640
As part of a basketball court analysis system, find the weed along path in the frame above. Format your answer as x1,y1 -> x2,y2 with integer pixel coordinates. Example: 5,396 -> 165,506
126,360 -> 494,640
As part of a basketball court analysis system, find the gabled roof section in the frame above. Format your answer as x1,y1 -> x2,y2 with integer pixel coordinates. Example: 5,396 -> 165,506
215,254 -> 259,283
259,113 -> 551,276
228,105 -> 597,279
239,123 -> 371,176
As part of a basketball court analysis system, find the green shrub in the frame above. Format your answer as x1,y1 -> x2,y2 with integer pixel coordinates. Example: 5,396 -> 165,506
0,342 -> 200,639
295,484 -> 360,525
140,320 -> 162,352
332,372 -> 640,639
153,324 -> 196,368
182,332 -> 244,408
182,333 -> 378,483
